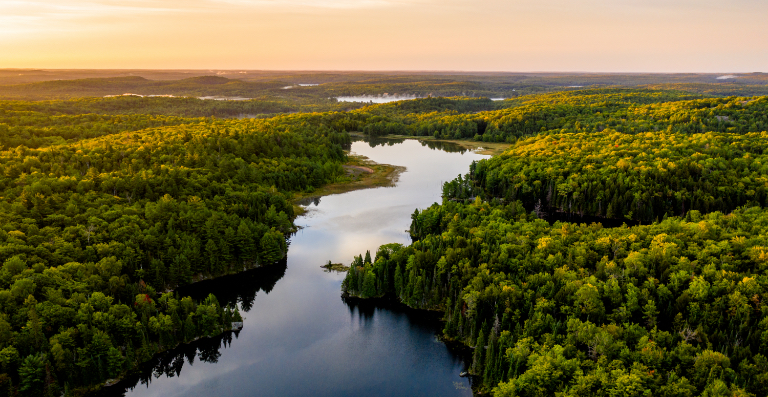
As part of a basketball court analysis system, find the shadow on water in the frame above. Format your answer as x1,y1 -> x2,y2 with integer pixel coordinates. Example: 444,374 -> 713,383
295,196 -> 322,207
342,296 -> 473,372
176,258 -> 288,310
343,295 -> 443,329
99,260 -> 288,396
100,330 -> 240,397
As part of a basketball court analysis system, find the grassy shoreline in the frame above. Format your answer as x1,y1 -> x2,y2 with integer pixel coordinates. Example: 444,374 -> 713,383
292,153 -> 405,216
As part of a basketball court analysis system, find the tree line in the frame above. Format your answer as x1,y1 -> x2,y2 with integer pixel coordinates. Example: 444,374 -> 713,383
453,130 -> 768,223
356,90 -> 768,144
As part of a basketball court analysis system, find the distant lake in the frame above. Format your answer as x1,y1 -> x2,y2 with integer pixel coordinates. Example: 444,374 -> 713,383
103,94 -> 252,101
197,96 -> 251,101
337,96 -> 510,103
335,95 -> 421,103
283,84 -> 320,89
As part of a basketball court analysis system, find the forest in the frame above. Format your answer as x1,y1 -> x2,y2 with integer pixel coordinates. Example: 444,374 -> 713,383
2,77 -> 768,396
0,99 -> 352,395
343,90 -> 768,396
3,71 -> 768,101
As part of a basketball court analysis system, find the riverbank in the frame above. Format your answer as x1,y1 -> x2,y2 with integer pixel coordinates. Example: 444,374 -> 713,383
112,137 -> 482,397
292,153 -> 405,216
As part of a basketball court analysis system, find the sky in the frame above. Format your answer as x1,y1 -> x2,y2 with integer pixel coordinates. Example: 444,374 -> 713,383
1,0 -> 767,72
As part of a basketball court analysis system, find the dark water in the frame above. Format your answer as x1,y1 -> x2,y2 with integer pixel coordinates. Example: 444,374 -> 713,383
112,138 -> 488,397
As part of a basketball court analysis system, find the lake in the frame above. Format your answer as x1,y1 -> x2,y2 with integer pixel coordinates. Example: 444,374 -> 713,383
335,95 -> 422,103
107,137 -> 488,397
337,96 -> 509,103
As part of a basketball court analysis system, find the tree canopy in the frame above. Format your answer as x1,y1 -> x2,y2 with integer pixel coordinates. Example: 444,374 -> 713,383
0,101 -> 350,395
344,91 -> 768,396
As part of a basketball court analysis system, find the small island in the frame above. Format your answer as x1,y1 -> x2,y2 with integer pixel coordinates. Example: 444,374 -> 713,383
321,261 -> 350,272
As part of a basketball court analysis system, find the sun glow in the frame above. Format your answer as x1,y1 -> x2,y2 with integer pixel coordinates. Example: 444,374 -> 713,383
1,0 -> 766,71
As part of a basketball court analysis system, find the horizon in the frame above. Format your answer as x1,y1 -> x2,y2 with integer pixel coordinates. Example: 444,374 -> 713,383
2,68 -> 764,75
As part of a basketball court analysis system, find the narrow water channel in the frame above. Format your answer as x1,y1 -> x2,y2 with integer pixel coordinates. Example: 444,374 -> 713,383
110,138 -> 489,397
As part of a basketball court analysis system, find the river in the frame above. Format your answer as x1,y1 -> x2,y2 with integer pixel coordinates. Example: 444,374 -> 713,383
108,137 -> 489,397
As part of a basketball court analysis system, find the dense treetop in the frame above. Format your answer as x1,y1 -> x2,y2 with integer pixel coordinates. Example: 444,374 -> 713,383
345,200 -> 768,396
0,96 -> 361,119
465,130 -> 768,222
355,90 -> 768,143
3,85 -> 768,395
0,105 -> 351,395
343,89 -> 768,396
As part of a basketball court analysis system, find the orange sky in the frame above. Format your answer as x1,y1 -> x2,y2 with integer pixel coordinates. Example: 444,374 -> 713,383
1,0 -> 767,72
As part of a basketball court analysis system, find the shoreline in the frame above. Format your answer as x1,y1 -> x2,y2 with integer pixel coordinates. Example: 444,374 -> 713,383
292,153 -> 405,216
97,327 -> 244,396
92,153 -> 402,395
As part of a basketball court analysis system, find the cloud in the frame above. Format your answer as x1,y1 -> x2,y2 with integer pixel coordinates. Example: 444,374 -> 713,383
206,0 -> 420,9
2,0 -> 179,18
0,0 -> 417,36
0,0 -> 183,36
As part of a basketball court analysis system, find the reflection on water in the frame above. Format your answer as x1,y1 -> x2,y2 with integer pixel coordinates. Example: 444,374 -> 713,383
177,259 -> 288,311
103,330 -> 240,396
112,138 -> 487,397
363,135 -> 472,154
102,261 -> 288,395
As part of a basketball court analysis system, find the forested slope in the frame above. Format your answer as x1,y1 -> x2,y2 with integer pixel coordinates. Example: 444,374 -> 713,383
3,84 -> 768,396
0,96 -> 362,119
445,96 -> 768,222
345,201 -> 768,396
458,130 -> 768,223
0,106 -> 350,394
0,110 -> 195,150
358,90 -> 768,143
343,91 -> 768,396
3,72 -> 767,101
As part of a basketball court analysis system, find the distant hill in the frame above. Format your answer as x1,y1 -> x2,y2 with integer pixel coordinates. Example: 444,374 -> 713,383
0,75 -> 289,100
1,71 -> 767,100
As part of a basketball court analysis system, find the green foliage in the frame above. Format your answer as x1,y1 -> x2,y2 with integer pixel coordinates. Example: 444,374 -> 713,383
3,71 -> 768,101
0,108 -> 195,150
18,354 -> 44,396
354,90 -> 768,148
441,95 -> 768,221
467,129 -> 768,222
347,196 -> 768,395
0,95 -> 361,119
4,80 -> 768,395
0,101 -> 352,393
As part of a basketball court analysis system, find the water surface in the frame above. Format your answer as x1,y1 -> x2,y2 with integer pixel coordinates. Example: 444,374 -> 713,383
335,95 -> 422,103
112,138 -> 488,397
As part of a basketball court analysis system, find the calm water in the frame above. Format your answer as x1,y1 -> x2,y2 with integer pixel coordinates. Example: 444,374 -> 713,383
335,95 -> 422,103
109,138 -> 488,397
